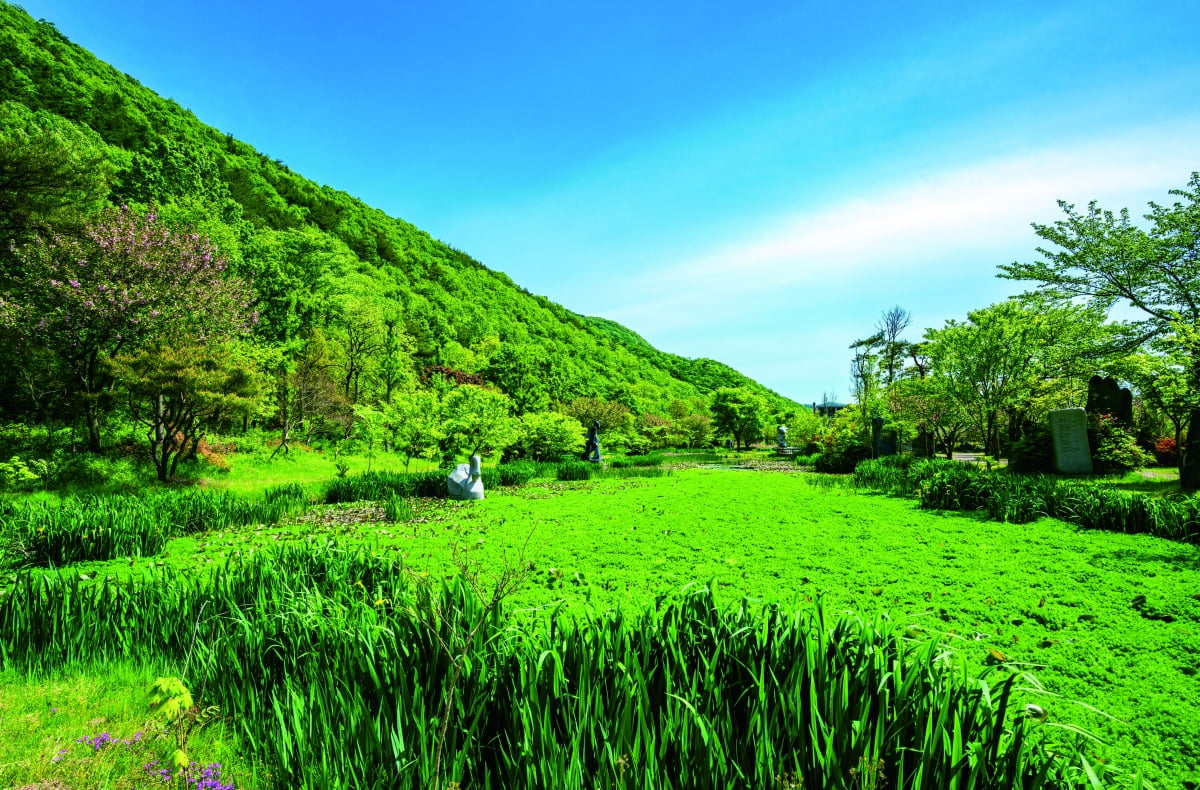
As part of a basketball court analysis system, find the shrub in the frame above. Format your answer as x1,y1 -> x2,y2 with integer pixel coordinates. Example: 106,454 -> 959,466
384,495 -> 414,522
853,456 -> 916,494
852,455 -> 1199,543
1090,415 -> 1153,474
1007,426 -> 1054,474
263,482 -> 312,508
326,470 -> 448,502
2,487 -> 311,564
515,412 -> 585,462
598,467 -> 671,479
812,448 -> 867,474
46,451 -> 146,490
195,438 -> 232,472
1153,436 -> 1178,466
0,455 -> 42,492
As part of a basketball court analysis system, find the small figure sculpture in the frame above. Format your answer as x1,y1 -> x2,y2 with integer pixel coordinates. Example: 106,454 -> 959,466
776,424 -> 788,448
583,420 -> 602,463
447,455 -> 485,500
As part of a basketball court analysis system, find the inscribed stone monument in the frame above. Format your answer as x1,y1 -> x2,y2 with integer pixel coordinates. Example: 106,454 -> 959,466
1048,408 -> 1093,475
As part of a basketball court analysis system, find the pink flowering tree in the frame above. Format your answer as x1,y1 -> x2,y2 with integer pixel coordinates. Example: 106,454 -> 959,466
0,206 -> 253,451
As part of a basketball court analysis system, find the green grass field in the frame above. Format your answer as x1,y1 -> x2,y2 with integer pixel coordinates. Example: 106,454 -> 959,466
2,460 -> 1198,787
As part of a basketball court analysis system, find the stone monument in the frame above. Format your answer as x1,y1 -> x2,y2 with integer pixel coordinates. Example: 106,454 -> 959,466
1086,376 -> 1133,425
447,455 -> 485,500
1048,408 -> 1093,475
776,424 -> 788,448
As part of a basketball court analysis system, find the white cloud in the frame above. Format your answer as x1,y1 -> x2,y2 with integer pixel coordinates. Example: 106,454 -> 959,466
602,120 -> 1200,334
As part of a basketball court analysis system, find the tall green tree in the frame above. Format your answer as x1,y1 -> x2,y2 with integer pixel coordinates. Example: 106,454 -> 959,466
710,387 -> 768,450
0,206 -> 252,451
440,385 -> 518,461
515,411 -> 584,461
108,342 -> 263,481
925,302 -> 1048,458
923,300 -> 1105,458
999,173 -> 1200,486
485,344 -> 551,414
385,389 -> 443,470
888,375 -> 971,458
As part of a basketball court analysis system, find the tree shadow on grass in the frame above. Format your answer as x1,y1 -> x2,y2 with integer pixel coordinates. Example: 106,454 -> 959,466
1089,547 -> 1200,572
1109,477 -> 1185,497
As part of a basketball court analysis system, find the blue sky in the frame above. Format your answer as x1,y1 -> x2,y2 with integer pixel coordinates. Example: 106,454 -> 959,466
17,0 -> 1200,404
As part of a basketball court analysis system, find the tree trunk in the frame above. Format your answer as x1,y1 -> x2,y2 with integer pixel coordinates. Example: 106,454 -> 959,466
152,394 -> 170,482
1181,407 -> 1200,492
80,352 -> 105,453
85,400 -> 103,453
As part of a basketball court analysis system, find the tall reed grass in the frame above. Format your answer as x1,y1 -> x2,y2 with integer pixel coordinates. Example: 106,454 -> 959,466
853,457 -> 1199,543
0,485 -> 312,565
0,547 -> 1145,789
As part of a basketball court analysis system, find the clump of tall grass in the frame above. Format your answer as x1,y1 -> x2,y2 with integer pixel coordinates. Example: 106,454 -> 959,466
493,460 -> 556,486
0,546 -> 1146,789
382,495 -> 414,522
1,485 -> 312,565
556,461 -> 595,481
553,462 -> 671,482
791,451 -> 822,467
324,470 -> 447,502
853,457 -> 1199,542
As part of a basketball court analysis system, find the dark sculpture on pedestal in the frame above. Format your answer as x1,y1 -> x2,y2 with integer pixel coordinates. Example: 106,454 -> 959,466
583,420 -> 602,463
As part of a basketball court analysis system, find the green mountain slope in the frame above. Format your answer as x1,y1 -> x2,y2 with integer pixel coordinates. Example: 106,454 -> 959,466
0,3 -> 796,421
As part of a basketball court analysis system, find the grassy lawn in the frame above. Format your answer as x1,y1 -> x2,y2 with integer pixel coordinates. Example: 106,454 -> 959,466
0,664 -> 264,789
3,461 -> 1198,787
1108,467 -> 1184,497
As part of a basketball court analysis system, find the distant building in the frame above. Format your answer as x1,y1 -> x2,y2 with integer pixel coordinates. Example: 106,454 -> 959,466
812,400 -> 847,418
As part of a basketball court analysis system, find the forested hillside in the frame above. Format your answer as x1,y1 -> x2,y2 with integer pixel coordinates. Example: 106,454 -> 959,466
0,2 -> 796,474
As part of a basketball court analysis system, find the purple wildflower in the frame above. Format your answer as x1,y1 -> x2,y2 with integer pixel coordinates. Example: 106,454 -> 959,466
77,731 -> 114,751
143,759 -> 172,782
187,761 -> 235,790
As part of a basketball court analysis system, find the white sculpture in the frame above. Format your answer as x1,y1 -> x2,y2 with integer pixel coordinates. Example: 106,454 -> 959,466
447,455 -> 485,500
